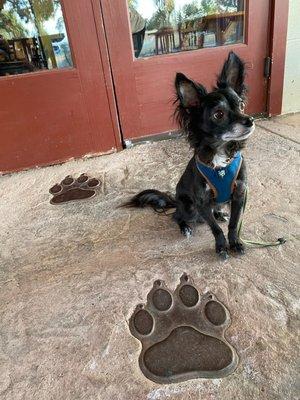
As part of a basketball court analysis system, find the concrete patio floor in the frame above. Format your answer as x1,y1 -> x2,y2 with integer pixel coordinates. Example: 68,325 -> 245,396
0,115 -> 299,400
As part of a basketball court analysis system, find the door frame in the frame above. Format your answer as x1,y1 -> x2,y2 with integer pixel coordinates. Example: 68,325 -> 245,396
89,0 -> 123,150
267,0 -> 289,116
61,0 -> 122,152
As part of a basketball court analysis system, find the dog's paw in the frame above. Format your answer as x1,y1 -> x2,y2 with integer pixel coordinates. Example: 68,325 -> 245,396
49,174 -> 101,205
229,241 -> 245,255
214,210 -> 229,222
216,237 -> 229,260
129,274 -> 238,383
217,248 -> 229,261
180,224 -> 193,238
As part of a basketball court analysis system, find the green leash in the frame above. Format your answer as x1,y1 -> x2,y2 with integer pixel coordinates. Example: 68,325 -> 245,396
238,188 -> 286,248
155,187 -> 286,248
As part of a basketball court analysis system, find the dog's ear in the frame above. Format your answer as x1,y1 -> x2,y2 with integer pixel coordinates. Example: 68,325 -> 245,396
217,51 -> 246,97
175,73 -> 206,108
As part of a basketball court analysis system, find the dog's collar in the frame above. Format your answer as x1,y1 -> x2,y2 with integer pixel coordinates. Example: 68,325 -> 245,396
195,152 -> 243,203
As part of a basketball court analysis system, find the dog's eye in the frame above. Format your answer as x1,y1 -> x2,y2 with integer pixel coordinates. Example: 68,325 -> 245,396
239,101 -> 245,113
213,110 -> 224,120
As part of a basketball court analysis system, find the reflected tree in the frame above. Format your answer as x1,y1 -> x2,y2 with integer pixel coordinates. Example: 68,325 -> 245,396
128,0 -> 138,7
4,0 -> 59,23
0,9 -> 28,38
182,1 -> 201,18
56,15 -> 64,32
3,0 -> 60,67
200,0 -> 219,14
148,0 -> 175,29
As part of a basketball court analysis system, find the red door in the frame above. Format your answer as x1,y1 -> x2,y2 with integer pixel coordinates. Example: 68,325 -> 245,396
101,0 -> 270,142
0,0 -> 120,173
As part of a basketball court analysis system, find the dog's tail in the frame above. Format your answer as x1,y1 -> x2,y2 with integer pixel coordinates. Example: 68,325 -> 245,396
122,189 -> 176,212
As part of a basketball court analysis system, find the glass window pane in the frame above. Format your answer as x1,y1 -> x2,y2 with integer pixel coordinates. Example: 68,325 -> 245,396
0,0 -> 73,76
129,0 -> 245,58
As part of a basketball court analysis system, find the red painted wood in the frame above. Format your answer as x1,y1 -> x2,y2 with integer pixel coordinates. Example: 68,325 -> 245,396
91,0 -> 123,150
0,0 -> 120,173
267,0 -> 289,116
101,0 -> 271,140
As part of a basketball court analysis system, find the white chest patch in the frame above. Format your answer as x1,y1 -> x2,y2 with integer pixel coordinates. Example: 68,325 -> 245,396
212,151 -> 229,168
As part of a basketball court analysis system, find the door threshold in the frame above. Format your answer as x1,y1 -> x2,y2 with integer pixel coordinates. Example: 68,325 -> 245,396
123,131 -> 183,149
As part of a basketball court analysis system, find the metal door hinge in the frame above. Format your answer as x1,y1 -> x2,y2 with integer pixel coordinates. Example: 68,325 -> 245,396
264,57 -> 272,78
124,139 -> 133,149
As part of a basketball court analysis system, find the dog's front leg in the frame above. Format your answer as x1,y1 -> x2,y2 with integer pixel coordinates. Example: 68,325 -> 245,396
173,194 -> 197,237
228,180 -> 246,254
200,206 -> 228,260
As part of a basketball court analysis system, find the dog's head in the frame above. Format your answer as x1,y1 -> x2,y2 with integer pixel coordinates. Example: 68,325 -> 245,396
175,52 -> 255,150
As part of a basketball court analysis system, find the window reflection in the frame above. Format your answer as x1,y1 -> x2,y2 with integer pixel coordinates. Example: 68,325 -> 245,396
0,0 -> 73,76
129,0 -> 245,58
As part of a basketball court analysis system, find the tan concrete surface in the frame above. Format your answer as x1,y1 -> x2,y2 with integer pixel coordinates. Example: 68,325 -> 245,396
257,113 -> 300,144
0,115 -> 299,400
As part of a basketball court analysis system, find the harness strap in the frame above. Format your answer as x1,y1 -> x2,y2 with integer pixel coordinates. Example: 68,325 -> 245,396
195,152 -> 243,203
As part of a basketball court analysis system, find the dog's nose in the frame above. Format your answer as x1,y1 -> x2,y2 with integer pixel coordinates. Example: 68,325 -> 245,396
242,116 -> 254,127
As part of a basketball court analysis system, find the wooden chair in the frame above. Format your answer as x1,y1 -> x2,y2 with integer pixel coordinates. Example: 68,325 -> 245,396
154,27 -> 176,55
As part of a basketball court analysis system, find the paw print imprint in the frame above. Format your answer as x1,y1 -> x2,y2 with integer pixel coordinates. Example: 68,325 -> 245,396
129,274 -> 238,383
49,174 -> 101,204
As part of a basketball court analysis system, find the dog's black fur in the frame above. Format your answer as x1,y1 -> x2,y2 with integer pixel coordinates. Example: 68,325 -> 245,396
124,52 -> 255,259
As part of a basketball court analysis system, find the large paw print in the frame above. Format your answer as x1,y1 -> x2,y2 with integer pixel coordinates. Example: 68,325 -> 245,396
49,174 -> 101,205
129,274 -> 238,383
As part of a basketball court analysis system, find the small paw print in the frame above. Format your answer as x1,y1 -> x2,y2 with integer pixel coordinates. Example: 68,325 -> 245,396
49,174 -> 101,204
129,274 -> 238,383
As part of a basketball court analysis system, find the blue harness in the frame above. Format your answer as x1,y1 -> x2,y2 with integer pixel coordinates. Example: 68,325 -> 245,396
195,152 -> 243,203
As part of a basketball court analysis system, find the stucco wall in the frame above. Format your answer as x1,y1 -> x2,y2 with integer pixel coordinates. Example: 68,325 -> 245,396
282,0 -> 300,114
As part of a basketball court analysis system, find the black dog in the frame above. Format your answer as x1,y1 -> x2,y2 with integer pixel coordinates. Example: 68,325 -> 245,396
124,52 -> 255,260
